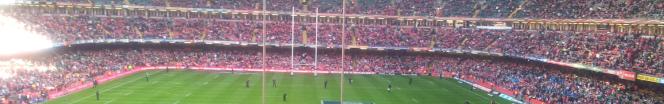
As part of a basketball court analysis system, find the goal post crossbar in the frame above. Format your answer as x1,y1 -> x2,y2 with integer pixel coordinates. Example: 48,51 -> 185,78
290,7 -> 319,76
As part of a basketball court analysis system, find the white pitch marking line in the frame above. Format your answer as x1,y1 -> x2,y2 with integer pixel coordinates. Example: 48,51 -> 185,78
103,99 -> 116,104
185,92 -> 192,97
173,100 -> 181,104
411,98 -> 419,103
461,86 -> 491,101
124,91 -> 135,95
70,73 -> 150,104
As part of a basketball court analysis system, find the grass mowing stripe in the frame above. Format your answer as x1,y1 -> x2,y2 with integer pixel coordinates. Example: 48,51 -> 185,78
93,72 -> 167,103
408,76 -> 431,103
239,73 -> 262,104
364,75 -> 385,102
304,74 -> 320,103
119,70 -> 171,96
180,74 -> 219,103
391,75 -> 419,104
382,75 -> 405,103
326,74 -> 342,101
277,72 -> 295,103
456,79 -> 494,103
314,75 -> 327,101
68,70 -> 163,104
46,72 -> 512,104
366,75 -> 401,104
290,74 -> 308,103
262,72 -> 275,103
346,75 -> 376,102
102,99 -> 116,104
266,71 -> 283,103
409,77 -> 439,104
122,71 -> 186,102
130,71 -> 193,103
223,73 -> 252,103
168,72 -> 216,103
419,77 -> 452,102
195,73 -> 233,102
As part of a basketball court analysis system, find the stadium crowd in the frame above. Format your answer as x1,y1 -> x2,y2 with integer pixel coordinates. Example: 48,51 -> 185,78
9,14 -> 664,78
457,59 -> 664,104
0,0 -> 663,104
515,0 -> 664,19
30,0 -> 664,19
1,47 -> 662,103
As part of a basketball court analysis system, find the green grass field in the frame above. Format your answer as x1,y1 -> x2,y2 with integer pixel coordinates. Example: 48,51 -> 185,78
46,70 -> 511,104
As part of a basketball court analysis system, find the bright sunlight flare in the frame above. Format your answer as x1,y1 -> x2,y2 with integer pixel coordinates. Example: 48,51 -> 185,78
0,0 -> 16,6
0,13 -> 53,56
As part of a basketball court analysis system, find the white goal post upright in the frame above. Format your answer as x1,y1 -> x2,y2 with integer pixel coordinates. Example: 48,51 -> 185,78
314,8 -> 319,77
291,6 -> 295,76
340,0 -> 346,103
260,0 -> 267,103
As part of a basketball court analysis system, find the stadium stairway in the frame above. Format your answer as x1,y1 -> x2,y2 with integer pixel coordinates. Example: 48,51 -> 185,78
472,1 -> 487,18
508,0 -> 528,19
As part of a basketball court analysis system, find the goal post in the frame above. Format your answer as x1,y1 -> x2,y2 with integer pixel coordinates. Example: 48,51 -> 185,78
291,7 -> 319,76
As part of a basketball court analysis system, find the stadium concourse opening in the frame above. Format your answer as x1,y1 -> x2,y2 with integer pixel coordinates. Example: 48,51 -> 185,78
2,0 -> 664,104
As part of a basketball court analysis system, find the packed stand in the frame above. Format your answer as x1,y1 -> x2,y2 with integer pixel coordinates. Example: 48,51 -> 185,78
25,0 -> 525,18
0,46 -> 453,103
516,0 -> 664,19
32,0 -> 664,19
7,13 -> 664,77
1,46 -> 662,103
455,59 -> 664,103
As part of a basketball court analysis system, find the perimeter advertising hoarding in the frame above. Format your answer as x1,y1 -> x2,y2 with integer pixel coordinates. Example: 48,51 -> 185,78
616,70 -> 636,81
637,74 -> 660,83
